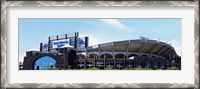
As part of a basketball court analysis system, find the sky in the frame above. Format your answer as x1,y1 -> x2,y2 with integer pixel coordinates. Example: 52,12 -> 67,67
19,18 -> 181,62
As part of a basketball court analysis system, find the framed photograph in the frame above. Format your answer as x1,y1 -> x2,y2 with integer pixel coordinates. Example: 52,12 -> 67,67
1,0 -> 199,89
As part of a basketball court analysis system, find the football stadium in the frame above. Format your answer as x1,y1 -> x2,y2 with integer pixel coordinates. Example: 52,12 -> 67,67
20,32 -> 181,70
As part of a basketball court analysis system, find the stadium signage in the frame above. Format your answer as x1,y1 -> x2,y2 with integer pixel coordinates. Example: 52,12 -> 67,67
52,39 -> 70,48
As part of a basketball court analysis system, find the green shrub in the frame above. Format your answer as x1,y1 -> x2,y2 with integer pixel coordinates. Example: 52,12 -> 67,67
157,68 -> 162,70
87,67 -> 99,70
144,67 -> 153,70
123,67 -> 130,70
49,67 -> 57,70
130,68 -> 135,70
123,68 -> 135,70
166,66 -> 177,70
133,67 -> 153,70
134,67 -> 144,70
105,67 -> 113,70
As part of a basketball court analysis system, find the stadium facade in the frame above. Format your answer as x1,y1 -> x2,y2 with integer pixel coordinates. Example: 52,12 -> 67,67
20,32 -> 181,70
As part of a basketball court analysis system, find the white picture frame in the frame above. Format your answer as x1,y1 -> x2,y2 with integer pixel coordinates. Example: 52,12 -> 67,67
1,1 -> 199,88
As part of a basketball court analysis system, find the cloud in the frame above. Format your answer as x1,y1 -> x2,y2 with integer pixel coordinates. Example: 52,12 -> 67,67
99,19 -> 132,32
168,39 -> 181,56
84,19 -> 133,32
88,35 -> 101,46
84,20 -> 100,28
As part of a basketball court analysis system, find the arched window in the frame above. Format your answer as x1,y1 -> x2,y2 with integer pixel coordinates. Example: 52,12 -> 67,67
141,55 -> 148,58
89,54 -> 99,59
115,53 -> 125,58
141,55 -> 149,68
159,58 -> 166,69
100,53 -> 113,58
34,56 -> 56,70
128,54 -> 138,60
152,56 -> 156,59
77,54 -> 86,59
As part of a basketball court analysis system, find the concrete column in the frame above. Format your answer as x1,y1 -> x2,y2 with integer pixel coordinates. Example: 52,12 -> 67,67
123,51 -> 126,68
133,57 -> 136,68
48,37 -> 50,52
63,53 -> 68,69
139,51 -> 141,57
113,57 -> 116,69
97,45 -> 100,68
104,58 -> 106,69
85,49 -> 88,69
40,43 -> 43,52
63,53 -> 66,69
113,43 -> 115,69
84,58 -> 87,69
94,54 -> 96,68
